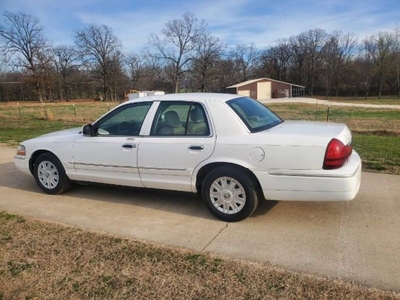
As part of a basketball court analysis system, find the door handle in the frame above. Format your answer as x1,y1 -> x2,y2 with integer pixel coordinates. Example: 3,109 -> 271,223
189,145 -> 204,150
122,144 -> 136,149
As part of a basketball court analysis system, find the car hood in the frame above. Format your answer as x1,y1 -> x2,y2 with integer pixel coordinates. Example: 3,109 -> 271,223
23,127 -> 82,144
260,120 -> 352,146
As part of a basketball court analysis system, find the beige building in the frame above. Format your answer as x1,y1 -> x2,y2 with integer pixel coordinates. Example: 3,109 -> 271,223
226,78 -> 305,100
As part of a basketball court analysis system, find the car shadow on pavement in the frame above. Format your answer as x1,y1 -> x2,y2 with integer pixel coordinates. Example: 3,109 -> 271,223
0,162 -> 214,220
1,161 -> 279,221
0,162 -> 40,191
252,198 -> 279,218
72,183 -> 213,219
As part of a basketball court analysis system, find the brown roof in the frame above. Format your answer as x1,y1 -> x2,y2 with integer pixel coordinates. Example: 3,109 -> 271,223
226,77 -> 305,88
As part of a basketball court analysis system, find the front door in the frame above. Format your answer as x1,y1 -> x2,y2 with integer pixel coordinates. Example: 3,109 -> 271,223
138,101 -> 216,192
73,102 -> 152,187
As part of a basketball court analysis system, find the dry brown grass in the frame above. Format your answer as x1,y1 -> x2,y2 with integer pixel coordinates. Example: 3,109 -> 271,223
268,103 -> 400,132
1,100 -> 399,132
0,101 -> 120,122
0,212 -> 399,300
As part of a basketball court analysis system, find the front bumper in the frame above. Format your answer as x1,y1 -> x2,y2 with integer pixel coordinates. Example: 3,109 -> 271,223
14,155 -> 31,176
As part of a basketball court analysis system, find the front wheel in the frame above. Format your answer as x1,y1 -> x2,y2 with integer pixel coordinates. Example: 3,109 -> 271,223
202,166 -> 259,222
33,153 -> 72,195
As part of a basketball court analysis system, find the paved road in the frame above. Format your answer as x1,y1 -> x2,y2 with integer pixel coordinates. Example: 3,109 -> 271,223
0,146 -> 399,291
259,97 -> 400,109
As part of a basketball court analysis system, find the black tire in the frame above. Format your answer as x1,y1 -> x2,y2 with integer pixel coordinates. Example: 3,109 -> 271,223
33,153 -> 72,195
202,166 -> 259,222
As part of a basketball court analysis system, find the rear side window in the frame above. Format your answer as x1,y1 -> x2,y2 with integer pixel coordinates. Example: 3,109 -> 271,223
151,102 -> 210,136
227,97 -> 283,132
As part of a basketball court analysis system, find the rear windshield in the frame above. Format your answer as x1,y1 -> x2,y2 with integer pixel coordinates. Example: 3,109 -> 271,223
227,97 -> 283,133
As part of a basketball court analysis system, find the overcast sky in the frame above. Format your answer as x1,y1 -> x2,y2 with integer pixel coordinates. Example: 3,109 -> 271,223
1,0 -> 399,52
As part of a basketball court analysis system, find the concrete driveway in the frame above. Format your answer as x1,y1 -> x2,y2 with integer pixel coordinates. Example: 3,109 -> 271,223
0,146 -> 399,291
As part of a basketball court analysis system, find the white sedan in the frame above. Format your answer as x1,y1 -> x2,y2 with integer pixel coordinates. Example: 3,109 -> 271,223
14,93 -> 361,222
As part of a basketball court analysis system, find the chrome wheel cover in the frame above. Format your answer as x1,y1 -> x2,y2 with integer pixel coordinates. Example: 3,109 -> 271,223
37,160 -> 59,189
209,176 -> 246,214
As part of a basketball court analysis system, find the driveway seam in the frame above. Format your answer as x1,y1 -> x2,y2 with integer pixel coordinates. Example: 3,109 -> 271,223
201,222 -> 229,252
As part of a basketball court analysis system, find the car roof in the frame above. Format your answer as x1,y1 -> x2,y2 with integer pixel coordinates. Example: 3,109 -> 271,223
126,92 -> 242,104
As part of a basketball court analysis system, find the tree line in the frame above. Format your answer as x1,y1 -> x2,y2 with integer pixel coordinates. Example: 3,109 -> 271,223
0,11 -> 399,102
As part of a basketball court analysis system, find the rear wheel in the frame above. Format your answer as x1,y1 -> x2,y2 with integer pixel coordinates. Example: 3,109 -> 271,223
34,153 -> 72,194
202,166 -> 259,222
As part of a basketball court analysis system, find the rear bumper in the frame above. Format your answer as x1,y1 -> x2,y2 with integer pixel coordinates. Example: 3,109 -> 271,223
254,151 -> 362,201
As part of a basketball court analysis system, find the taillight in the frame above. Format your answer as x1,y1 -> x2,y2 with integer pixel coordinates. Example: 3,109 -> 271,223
323,138 -> 352,170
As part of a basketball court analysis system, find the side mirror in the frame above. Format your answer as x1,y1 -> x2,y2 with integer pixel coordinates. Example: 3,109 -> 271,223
82,124 -> 95,136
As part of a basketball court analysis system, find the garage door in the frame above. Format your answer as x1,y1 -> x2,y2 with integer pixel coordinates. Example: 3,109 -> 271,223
257,82 -> 271,99
237,90 -> 250,97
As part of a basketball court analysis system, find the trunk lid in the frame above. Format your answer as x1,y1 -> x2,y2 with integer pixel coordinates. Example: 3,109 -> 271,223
254,121 -> 353,170
262,120 -> 352,147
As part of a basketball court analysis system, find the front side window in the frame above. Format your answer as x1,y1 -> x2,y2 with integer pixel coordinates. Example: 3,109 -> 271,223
151,102 -> 210,136
227,97 -> 283,133
95,102 -> 152,136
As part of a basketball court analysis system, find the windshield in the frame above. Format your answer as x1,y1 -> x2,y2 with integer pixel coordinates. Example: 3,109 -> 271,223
227,97 -> 283,133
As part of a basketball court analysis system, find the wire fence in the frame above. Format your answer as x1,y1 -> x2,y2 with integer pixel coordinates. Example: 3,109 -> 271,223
1,101 -> 399,133
1,102 -> 121,122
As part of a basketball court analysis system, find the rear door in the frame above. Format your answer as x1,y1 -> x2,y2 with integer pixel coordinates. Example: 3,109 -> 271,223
138,101 -> 216,192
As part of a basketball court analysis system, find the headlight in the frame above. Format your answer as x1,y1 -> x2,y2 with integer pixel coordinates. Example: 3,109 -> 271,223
16,145 -> 26,156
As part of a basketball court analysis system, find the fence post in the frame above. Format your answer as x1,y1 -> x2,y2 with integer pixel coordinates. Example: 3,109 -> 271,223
326,105 -> 330,122
73,104 -> 77,119
17,102 -> 22,118
107,102 -> 110,111
43,103 -> 48,119
314,99 -> 318,121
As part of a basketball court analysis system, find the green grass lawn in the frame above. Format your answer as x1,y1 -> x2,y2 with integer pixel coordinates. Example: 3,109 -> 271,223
0,101 -> 399,175
269,103 -> 400,132
0,117 -> 83,146
315,96 -> 400,105
0,102 -> 118,145
353,134 -> 400,174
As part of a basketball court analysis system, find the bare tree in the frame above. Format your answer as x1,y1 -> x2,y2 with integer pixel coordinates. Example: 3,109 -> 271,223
364,31 -> 394,99
288,35 -> 307,87
352,50 -> 375,99
36,50 -> 57,100
148,12 -> 206,92
125,52 -> 146,90
298,29 -> 328,95
52,45 -> 79,101
108,50 -> 127,100
75,24 -> 121,101
230,43 -> 260,82
392,27 -> 400,98
322,31 -> 357,98
259,40 -> 291,81
191,33 -> 225,91
0,11 -> 48,101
